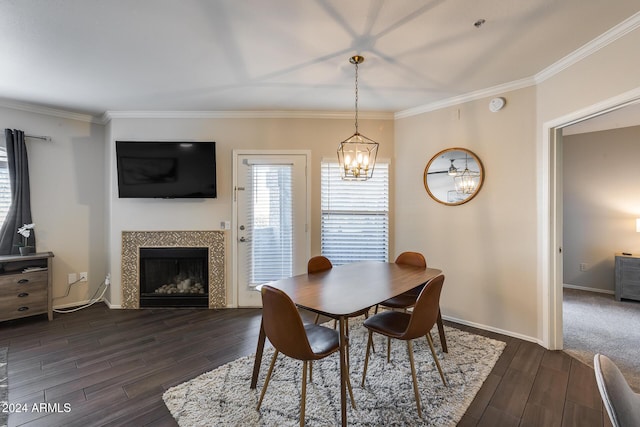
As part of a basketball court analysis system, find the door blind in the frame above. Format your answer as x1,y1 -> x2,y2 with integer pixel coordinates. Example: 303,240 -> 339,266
245,163 -> 294,285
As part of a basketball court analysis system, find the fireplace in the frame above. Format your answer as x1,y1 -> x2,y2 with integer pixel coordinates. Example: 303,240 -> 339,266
139,247 -> 208,308
121,230 -> 226,309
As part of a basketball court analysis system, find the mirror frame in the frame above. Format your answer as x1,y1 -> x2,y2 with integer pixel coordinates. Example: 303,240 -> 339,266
423,147 -> 485,206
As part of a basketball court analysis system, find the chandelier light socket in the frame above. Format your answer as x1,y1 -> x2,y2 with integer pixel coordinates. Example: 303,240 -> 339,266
337,133 -> 379,180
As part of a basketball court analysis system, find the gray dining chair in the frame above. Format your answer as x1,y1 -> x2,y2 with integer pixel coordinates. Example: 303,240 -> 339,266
593,353 -> 640,427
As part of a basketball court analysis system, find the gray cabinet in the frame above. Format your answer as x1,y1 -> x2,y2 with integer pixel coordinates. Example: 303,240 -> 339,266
614,253 -> 640,302
0,252 -> 54,321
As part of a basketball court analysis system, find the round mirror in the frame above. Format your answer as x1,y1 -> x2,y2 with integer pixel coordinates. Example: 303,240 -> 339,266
423,148 -> 484,205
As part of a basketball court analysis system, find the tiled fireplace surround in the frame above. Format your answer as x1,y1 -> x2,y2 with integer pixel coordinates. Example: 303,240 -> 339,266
121,230 -> 226,309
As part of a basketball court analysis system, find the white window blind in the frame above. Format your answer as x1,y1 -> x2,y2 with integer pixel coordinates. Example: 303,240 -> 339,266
0,146 -> 10,226
321,161 -> 389,265
246,163 -> 293,285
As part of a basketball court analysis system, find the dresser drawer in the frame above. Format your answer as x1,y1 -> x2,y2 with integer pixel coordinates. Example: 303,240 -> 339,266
0,271 -> 48,290
0,252 -> 54,322
620,282 -> 640,300
0,286 -> 48,321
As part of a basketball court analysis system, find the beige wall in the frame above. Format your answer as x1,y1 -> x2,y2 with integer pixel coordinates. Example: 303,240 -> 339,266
563,126 -> 640,293
105,116 -> 394,306
0,106 -> 107,308
395,87 -> 539,340
395,26 -> 640,344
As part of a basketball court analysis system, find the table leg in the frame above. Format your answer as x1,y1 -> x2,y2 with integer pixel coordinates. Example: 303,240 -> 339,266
436,308 -> 448,353
250,318 -> 266,389
338,316 -> 348,427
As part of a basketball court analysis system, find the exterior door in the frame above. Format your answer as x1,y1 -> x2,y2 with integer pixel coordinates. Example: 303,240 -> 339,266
233,152 -> 309,307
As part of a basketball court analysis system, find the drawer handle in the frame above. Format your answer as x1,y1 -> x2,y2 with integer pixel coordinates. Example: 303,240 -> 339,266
18,279 -> 29,284
18,292 -> 29,298
17,306 -> 29,312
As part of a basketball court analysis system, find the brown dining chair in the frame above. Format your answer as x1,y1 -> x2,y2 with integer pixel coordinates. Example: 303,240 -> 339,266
308,255 -> 333,325
361,275 -> 447,418
377,251 -> 448,354
308,255 -> 371,329
307,255 -> 333,274
257,284 -> 355,426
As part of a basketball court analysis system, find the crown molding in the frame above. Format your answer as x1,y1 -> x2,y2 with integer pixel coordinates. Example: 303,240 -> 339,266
0,98 -> 103,124
395,11 -> 640,119
394,77 -> 536,119
535,11 -> 640,84
102,110 -> 394,122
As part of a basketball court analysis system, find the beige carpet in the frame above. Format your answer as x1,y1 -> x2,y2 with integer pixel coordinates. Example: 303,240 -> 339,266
163,321 -> 506,426
563,288 -> 640,392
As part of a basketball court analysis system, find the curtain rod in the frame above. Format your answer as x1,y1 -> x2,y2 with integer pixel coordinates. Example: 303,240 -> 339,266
25,134 -> 52,141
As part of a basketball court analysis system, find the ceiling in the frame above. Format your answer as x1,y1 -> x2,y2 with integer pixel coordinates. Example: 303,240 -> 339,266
1,1 -> 639,117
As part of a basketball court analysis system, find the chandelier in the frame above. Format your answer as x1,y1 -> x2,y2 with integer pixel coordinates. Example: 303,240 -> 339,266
453,155 -> 481,194
337,55 -> 379,180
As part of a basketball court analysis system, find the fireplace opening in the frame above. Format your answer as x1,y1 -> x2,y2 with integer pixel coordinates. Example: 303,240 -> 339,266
139,247 -> 208,308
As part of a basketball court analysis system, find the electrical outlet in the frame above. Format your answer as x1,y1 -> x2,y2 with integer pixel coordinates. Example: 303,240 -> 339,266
79,272 -> 88,282
579,263 -> 588,272
68,273 -> 77,284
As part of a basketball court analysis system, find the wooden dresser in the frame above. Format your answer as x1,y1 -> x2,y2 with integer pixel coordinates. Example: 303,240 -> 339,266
0,252 -> 54,322
614,252 -> 640,302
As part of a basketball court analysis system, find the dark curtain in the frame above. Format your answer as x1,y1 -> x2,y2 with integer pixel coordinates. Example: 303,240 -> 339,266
0,129 -> 35,255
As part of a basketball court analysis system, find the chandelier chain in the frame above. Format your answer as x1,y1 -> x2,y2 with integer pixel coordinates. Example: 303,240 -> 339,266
354,60 -> 359,133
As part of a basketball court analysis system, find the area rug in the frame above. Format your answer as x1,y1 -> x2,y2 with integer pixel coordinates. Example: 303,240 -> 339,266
1,347 -> 7,427
563,288 -> 640,392
163,320 -> 506,426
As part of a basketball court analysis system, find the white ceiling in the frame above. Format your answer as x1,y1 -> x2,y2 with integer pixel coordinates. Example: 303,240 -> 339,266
1,1 -> 639,117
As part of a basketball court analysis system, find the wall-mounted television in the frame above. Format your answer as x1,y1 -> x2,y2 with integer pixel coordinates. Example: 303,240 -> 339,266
116,141 -> 217,199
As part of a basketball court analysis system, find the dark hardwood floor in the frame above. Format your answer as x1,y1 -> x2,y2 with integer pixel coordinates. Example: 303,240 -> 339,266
1,304 -> 612,426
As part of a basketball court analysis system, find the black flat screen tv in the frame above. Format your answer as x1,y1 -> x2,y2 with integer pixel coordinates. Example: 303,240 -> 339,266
116,141 -> 217,198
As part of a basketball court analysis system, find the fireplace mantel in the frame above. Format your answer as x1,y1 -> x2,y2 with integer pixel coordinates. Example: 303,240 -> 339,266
121,231 -> 225,309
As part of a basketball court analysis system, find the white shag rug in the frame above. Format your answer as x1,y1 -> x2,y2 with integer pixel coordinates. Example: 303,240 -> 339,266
0,347 -> 7,427
163,320 -> 505,426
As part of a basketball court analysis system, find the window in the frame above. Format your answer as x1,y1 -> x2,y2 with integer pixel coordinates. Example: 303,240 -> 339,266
321,161 -> 389,265
0,146 -> 10,226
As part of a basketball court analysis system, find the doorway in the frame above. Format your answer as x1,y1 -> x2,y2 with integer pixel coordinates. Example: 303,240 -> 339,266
232,151 -> 310,307
543,90 -> 640,350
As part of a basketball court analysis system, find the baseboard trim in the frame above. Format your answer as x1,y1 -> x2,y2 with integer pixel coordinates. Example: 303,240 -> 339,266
53,299 -> 95,310
563,284 -> 614,295
102,298 -> 122,309
442,314 -> 540,346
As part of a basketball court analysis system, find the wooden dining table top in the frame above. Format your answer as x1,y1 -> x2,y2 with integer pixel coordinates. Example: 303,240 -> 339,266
263,261 -> 443,317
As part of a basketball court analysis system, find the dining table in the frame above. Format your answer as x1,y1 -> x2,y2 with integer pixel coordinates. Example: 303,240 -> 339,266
249,260 -> 444,427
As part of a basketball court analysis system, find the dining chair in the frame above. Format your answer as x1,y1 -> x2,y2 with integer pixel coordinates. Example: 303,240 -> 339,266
593,353 -> 640,427
307,255 -> 333,274
308,255 -> 371,332
308,256 -> 333,325
257,284 -> 355,426
376,251 -> 448,354
361,274 -> 447,418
